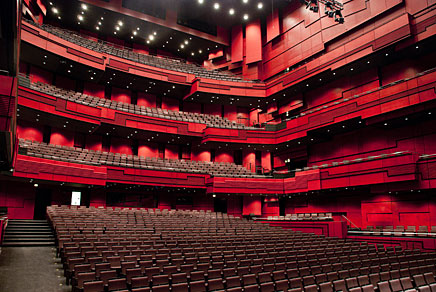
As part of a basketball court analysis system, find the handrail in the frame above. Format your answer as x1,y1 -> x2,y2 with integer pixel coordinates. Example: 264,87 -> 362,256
341,215 -> 359,229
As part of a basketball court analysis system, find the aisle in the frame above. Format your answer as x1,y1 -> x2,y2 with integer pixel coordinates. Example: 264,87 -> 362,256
0,246 -> 70,292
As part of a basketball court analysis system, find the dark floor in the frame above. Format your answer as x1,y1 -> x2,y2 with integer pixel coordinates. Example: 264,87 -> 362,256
0,246 -> 70,292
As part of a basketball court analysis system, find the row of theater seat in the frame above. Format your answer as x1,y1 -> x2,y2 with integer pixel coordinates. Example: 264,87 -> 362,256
24,19 -> 254,83
19,76 -> 258,130
349,226 -> 436,238
48,206 -> 436,292
281,67 -> 436,124
19,139 -> 266,178
266,213 -> 333,221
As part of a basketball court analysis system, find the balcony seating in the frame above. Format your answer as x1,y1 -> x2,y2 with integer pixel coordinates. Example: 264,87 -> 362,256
280,67 -> 436,125
289,151 -> 413,174
18,76 -> 259,130
266,213 -> 333,221
18,139 -> 267,178
24,19 -> 255,83
349,226 -> 436,238
49,206 -> 436,292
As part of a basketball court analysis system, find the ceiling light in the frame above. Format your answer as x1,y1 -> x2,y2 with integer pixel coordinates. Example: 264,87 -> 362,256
133,31 -> 137,35
118,21 -> 123,26
149,35 -> 154,40
34,183 -> 38,187
52,7 -> 58,14
214,3 -> 220,9
198,0 -> 204,3
115,26 -> 120,31
114,31 -> 117,35
191,52 -> 195,56
146,40 -> 150,44
229,8 -> 235,15
257,2 -> 263,9
81,3 -> 88,10
243,14 -> 249,20
153,31 -> 157,35
184,40 -> 189,45
96,26 -> 99,30
243,0 -> 248,3
58,16 -> 61,19
101,17 -> 104,20
180,44 -> 185,49
199,50 -> 202,53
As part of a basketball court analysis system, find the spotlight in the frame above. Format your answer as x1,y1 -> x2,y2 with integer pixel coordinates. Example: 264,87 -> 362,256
229,8 -> 235,15
243,14 -> 249,20
257,2 -> 264,9
325,2 -> 335,17
214,3 -> 220,9
305,0 -> 319,12
334,9 -> 344,23
81,4 -> 88,10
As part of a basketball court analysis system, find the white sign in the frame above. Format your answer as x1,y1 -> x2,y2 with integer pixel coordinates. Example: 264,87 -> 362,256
71,191 -> 81,206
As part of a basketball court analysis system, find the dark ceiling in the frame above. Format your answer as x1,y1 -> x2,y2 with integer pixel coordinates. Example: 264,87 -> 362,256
40,0 -> 290,61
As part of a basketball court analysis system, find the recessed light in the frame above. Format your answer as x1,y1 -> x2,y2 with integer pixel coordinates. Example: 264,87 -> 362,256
52,7 -> 58,14
114,31 -> 117,35
198,0 -> 204,3
115,26 -> 120,31
81,4 -> 87,10
153,31 -> 157,35
100,17 -> 104,20
98,21 -> 102,25
137,27 -> 140,30
133,31 -> 137,35
243,0 -> 248,3
229,8 -> 235,15
214,3 -> 220,9
149,35 -> 154,40
58,16 -> 61,19
96,26 -> 100,30
184,40 -> 189,45
199,50 -> 202,53
118,21 -> 123,26
180,44 -> 185,48
146,40 -> 150,44
257,2 -> 263,9
243,14 -> 249,20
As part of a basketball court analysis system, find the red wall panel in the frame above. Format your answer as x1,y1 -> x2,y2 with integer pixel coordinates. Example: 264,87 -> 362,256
231,25 -> 243,63
50,128 -> 74,147
162,97 -> 179,112
266,9 -> 280,43
191,147 -> 211,162
138,141 -> 158,158
215,149 -> 233,163
111,87 -> 131,104
165,144 -> 179,160
17,120 -> 43,142
85,135 -> 102,151
243,150 -> 255,172
0,182 -> 35,219
224,105 -> 237,122
243,196 -> 262,215
137,92 -> 156,108
110,137 -> 132,155
245,19 -> 262,64
29,65 -> 52,84
84,82 -> 105,99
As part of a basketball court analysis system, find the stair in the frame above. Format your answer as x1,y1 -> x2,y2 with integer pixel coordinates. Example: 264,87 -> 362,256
2,219 -> 55,247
